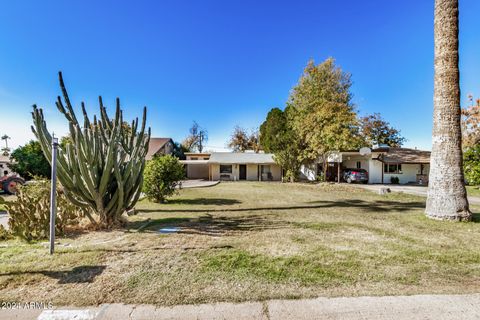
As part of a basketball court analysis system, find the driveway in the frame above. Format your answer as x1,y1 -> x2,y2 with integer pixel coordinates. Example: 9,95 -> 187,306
180,179 -> 220,189
354,184 -> 480,205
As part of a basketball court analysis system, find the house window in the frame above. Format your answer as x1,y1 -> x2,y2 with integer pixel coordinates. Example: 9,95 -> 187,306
356,161 -> 361,169
0,164 -> 3,168
203,157 -> 209,160
191,157 -> 198,160
384,163 -> 402,174
261,165 -> 271,174
220,165 -> 232,174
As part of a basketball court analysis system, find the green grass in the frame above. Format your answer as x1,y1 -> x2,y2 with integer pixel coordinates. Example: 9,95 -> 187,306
1,182 -> 480,306
466,186 -> 480,197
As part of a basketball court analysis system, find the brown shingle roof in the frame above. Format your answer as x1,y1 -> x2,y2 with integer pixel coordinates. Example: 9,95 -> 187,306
146,138 -> 173,160
379,148 -> 430,164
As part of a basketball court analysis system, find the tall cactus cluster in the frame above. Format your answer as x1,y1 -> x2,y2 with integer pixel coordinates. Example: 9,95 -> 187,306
32,72 -> 151,226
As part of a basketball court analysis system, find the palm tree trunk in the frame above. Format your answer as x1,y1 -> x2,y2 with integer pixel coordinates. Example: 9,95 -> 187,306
426,0 -> 471,221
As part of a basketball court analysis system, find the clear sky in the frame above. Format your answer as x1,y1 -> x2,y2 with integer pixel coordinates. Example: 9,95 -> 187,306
0,0 -> 479,151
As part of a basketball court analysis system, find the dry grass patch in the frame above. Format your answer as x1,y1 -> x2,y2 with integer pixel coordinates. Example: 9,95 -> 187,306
1,182 -> 480,306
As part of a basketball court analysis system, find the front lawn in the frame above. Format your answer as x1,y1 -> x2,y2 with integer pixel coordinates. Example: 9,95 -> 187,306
467,186 -> 480,197
1,182 -> 480,306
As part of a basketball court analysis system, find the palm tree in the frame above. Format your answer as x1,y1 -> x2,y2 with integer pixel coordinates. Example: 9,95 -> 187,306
426,0 -> 471,221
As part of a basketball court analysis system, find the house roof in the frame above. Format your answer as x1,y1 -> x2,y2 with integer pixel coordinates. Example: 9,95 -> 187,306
208,152 -> 276,164
146,138 -> 173,160
379,148 -> 431,164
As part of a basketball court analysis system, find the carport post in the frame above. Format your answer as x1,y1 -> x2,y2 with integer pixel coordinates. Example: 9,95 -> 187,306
337,163 -> 340,183
49,136 -> 59,255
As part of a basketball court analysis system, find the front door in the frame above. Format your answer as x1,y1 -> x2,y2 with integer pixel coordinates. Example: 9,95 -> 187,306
239,164 -> 247,180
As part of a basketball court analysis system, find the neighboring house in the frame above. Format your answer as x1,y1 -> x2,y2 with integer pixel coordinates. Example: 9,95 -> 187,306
146,138 -> 174,160
301,146 -> 431,185
181,152 -> 282,181
0,155 -> 12,177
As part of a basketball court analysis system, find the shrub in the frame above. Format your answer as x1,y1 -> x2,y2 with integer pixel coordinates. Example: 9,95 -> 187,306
390,176 -> 400,184
316,173 -> 326,182
464,145 -> 480,186
5,180 -> 85,241
143,155 -> 185,203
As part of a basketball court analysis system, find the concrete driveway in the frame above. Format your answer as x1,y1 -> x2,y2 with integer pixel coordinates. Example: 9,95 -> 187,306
354,184 -> 480,205
179,179 -> 220,189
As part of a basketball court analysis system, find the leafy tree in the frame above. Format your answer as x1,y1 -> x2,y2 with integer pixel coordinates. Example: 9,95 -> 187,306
227,126 -> 261,152
182,121 -> 208,152
288,58 -> 362,166
359,113 -> 406,147
8,140 -> 51,180
260,108 -> 287,152
461,97 -> 480,149
143,155 -> 185,203
260,106 -> 303,182
464,144 -> 480,186
173,141 -> 188,160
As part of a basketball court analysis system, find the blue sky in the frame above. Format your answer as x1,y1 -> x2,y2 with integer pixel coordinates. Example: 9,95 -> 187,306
0,0 -> 479,151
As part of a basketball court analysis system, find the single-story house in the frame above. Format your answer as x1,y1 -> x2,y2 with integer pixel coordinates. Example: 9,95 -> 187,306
181,152 -> 282,181
146,138 -> 174,160
301,146 -> 431,185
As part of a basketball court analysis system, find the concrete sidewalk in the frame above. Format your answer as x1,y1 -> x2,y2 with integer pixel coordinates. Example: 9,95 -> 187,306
3,294 -> 480,320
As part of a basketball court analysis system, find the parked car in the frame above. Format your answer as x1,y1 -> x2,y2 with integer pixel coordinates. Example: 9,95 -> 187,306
342,168 -> 368,184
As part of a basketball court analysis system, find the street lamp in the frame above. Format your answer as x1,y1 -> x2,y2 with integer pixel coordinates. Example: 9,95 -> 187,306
49,136 -> 59,254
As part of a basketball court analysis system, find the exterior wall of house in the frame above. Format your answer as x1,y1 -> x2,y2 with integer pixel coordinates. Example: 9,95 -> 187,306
383,164 -> 423,184
342,157 -> 369,171
210,164 -> 220,180
367,159 -> 382,184
271,164 -> 282,181
186,164 -> 209,179
209,163 -> 281,181
247,164 -> 258,180
368,162 -> 429,184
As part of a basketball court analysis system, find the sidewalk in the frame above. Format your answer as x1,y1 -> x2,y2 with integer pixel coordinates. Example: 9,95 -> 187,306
3,294 -> 480,320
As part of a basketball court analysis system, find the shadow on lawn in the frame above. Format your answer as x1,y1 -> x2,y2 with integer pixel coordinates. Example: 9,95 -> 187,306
166,198 -> 242,206
132,214 -> 288,236
138,199 -> 426,214
0,265 -> 106,284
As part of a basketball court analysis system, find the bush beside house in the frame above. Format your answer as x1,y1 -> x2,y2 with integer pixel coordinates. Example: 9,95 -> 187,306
143,155 -> 185,203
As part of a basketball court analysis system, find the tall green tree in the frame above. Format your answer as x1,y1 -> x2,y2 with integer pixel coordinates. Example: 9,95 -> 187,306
426,0 -> 471,221
260,106 -> 303,182
8,140 -> 51,180
359,113 -> 406,147
288,58 -> 362,165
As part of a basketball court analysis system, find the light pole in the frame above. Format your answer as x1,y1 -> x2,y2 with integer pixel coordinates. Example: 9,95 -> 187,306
49,136 -> 59,255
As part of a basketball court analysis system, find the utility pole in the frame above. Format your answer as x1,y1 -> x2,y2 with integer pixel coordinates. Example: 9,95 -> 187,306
49,136 -> 59,255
